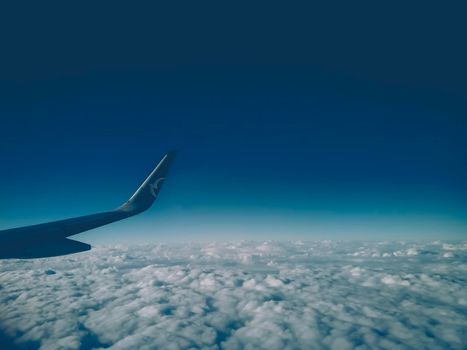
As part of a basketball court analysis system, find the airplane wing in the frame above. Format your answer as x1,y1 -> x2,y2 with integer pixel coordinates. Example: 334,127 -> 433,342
0,151 -> 176,259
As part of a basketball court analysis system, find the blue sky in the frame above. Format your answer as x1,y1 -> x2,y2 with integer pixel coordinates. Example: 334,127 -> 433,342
0,3 -> 466,242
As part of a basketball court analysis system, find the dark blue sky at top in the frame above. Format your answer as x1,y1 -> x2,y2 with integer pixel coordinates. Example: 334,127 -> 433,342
0,2 -> 466,241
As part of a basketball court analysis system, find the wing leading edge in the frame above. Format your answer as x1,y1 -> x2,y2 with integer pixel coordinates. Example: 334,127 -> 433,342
0,151 -> 176,259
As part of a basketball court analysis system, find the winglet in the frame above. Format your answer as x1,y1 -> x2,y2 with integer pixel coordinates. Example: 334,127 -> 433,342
117,151 -> 176,213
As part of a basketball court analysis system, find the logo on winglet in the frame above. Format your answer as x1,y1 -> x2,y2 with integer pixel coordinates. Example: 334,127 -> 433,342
149,177 -> 165,197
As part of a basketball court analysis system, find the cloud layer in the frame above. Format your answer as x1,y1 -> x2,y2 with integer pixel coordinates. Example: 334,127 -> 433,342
1,240 -> 466,349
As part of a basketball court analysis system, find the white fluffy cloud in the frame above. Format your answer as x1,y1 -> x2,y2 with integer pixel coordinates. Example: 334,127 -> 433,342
1,240 -> 466,349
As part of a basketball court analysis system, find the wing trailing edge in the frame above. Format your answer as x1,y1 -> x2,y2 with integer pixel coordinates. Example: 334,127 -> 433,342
0,238 -> 91,259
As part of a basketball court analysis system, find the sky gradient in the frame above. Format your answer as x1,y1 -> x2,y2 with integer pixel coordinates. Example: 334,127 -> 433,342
1,2 -> 466,243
